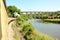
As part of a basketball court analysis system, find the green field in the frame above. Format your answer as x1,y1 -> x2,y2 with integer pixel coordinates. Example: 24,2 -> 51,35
44,19 -> 60,21
43,19 -> 60,24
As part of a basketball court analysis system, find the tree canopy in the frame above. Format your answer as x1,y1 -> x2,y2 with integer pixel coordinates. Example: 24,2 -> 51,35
7,6 -> 21,17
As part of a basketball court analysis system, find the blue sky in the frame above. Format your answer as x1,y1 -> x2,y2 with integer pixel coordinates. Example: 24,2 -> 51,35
6,0 -> 60,11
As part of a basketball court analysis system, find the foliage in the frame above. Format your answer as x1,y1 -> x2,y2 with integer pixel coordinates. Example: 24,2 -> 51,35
7,6 -> 21,17
26,11 -> 60,19
43,19 -> 60,24
20,14 -> 29,21
16,16 -> 24,27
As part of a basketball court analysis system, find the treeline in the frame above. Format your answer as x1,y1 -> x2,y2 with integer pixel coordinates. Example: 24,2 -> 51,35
40,11 -> 60,19
24,11 -> 60,19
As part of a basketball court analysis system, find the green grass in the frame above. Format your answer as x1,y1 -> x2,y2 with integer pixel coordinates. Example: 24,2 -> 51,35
12,22 -> 20,40
38,19 -> 60,24
44,19 -> 60,21
14,32 -> 20,40
33,29 -> 57,40
43,19 -> 60,24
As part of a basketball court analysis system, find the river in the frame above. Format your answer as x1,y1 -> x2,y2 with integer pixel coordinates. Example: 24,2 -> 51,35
28,19 -> 60,40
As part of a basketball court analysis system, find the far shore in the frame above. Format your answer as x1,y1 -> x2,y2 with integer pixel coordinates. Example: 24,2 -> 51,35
37,19 -> 60,24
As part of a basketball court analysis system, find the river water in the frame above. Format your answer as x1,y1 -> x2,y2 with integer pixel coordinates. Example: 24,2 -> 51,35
28,19 -> 60,40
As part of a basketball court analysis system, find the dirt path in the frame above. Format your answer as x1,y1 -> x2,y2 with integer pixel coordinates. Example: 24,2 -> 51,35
7,21 -> 15,40
7,21 -> 25,40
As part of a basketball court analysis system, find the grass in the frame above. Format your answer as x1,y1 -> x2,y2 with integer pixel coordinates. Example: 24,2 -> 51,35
14,32 -> 20,40
12,22 -> 20,40
38,19 -> 60,24
44,19 -> 60,24
33,28 -> 57,40
44,19 -> 60,21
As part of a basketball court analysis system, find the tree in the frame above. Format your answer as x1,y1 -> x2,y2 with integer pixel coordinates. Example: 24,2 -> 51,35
7,6 -> 21,17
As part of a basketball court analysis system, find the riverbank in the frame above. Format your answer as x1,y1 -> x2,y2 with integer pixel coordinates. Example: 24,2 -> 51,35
17,22 -> 56,40
38,19 -> 60,24
29,19 -> 60,40
16,16 -> 57,40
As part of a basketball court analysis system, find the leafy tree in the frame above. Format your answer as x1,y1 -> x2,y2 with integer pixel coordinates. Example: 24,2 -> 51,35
7,6 -> 21,17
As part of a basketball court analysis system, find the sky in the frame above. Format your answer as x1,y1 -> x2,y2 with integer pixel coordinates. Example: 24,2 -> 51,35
6,0 -> 60,11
